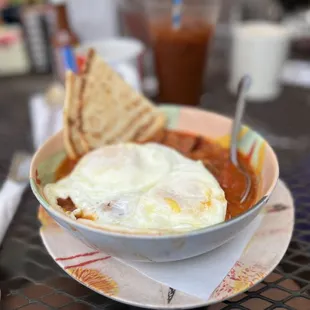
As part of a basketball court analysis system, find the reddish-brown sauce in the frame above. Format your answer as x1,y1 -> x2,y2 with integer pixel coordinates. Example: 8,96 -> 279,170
55,129 -> 258,220
57,197 -> 76,213
55,158 -> 78,181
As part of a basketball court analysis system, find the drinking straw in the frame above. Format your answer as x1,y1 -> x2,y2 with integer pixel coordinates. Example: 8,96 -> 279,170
172,0 -> 182,29
62,46 -> 77,73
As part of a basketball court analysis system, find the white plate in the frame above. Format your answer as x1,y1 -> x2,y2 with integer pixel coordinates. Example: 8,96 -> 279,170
39,179 -> 294,309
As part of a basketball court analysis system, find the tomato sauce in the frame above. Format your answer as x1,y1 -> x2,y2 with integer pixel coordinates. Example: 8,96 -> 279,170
157,130 -> 258,220
55,157 -> 78,181
55,129 -> 258,220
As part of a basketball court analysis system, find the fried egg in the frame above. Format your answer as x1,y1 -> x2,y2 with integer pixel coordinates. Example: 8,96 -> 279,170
44,143 -> 227,232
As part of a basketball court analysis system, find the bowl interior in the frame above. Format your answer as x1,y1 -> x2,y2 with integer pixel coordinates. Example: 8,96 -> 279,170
30,105 -> 279,231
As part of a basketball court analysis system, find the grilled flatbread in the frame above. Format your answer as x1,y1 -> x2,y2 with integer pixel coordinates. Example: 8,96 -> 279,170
63,71 -> 85,159
77,48 -> 166,151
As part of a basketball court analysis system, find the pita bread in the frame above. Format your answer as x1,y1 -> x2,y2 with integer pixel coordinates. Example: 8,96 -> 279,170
77,48 -> 166,151
63,71 -> 85,159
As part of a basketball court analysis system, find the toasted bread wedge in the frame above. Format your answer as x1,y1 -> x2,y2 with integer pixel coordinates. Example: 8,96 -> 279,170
63,71 -> 85,159
77,48 -> 166,151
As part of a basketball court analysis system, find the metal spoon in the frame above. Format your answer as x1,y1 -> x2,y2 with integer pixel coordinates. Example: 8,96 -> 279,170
230,75 -> 252,204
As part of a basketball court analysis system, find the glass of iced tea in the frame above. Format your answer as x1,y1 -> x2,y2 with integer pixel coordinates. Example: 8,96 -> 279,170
144,0 -> 221,106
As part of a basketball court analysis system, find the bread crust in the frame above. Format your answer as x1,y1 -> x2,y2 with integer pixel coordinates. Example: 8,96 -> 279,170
63,48 -> 166,158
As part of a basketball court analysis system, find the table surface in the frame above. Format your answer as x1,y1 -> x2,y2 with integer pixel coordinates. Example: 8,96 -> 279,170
0,70 -> 309,310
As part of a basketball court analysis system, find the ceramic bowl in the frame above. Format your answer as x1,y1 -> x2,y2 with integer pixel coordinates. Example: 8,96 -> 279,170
30,105 -> 279,262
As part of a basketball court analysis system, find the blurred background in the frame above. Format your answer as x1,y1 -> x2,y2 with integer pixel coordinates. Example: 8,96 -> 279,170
0,0 -> 310,170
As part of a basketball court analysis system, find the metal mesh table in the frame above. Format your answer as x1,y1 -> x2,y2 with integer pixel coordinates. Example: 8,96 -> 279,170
0,73 -> 310,310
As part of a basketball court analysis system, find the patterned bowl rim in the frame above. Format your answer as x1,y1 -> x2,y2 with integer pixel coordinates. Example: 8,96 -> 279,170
30,106 -> 279,239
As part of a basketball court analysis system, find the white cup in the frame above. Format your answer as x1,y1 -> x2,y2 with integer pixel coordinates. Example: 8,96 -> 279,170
76,38 -> 145,91
229,22 -> 291,101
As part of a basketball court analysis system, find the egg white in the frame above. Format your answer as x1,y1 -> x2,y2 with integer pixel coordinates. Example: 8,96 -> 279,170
44,143 -> 227,232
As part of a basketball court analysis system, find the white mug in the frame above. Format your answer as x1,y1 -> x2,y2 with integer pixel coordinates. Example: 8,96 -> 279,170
229,22 -> 291,101
76,38 -> 145,92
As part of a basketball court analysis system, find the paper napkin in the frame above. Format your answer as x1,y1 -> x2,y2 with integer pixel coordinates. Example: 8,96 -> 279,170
119,215 -> 262,301
29,93 -> 62,149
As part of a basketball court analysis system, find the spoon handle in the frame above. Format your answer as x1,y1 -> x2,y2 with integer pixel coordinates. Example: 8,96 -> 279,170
230,75 -> 252,166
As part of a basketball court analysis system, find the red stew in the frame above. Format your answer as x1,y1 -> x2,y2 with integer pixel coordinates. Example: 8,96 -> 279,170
55,129 -> 258,220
